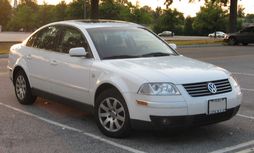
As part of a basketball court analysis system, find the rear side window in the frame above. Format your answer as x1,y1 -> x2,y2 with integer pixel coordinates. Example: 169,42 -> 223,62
32,26 -> 60,51
57,26 -> 90,54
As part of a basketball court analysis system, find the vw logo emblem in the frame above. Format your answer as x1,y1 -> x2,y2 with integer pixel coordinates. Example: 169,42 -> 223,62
207,83 -> 217,94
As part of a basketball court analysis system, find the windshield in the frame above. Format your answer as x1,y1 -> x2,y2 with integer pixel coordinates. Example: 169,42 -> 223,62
87,27 -> 177,60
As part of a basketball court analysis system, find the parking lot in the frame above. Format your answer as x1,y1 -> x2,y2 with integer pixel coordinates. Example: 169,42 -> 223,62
0,45 -> 253,153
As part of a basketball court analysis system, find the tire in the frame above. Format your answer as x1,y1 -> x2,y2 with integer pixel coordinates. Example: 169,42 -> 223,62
228,37 -> 237,45
95,88 -> 131,138
242,43 -> 248,46
14,70 -> 36,105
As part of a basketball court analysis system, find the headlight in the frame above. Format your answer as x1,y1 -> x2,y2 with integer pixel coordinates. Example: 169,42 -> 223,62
138,83 -> 180,96
224,34 -> 229,39
230,73 -> 239,87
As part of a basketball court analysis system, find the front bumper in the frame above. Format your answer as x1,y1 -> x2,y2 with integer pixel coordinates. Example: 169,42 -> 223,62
123,82 -> 242,122
131,105 -> 240,129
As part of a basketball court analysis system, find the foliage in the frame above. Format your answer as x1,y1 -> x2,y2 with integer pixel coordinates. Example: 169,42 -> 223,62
99,0 -> 131,20
130,6 -> 153,25
66,0 -> 85,19
183,16 -> 195,36
245,14 -> 254,23
193,1 -> 227,35
52,1 -> 68,21
0,0 -> 12,30
1,0 -> 251,35
7,4 -> 37,31
153,9 -> 184,35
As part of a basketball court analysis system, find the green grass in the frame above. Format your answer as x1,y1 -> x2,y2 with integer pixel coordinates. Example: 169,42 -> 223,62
0,42 -> 17,54
167,39 -> 223,46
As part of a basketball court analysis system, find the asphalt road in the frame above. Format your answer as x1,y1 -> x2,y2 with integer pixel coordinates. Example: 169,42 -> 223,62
0,45 -> 254,153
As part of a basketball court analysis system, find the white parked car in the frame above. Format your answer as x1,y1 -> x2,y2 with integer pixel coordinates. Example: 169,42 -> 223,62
208,31 -> 226,38
158,31 -> 174,37
8,20 -> 242,138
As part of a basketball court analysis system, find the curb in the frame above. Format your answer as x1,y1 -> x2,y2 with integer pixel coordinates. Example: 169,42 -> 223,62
0,54 -> 8,58
178,43 -> 223,48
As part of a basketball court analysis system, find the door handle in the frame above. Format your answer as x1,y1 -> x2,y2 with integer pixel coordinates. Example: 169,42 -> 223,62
50,60 -> 58,65
26,54 -> 32,60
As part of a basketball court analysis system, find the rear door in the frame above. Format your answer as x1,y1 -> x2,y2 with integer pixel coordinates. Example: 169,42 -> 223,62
26,25 -> 61,92
46,25 -> 93,104
239,27 -> 252,43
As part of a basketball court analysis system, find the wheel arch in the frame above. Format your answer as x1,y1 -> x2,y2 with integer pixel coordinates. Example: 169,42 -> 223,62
13,66 -> 26,83
94,83 -> 123,105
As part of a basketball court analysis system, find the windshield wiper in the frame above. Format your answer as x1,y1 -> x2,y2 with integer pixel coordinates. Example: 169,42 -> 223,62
103,55 -> 141,59
141,52 -> 171,57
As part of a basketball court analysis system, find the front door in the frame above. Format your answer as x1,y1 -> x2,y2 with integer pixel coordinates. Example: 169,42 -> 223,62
46,26 -> 93,104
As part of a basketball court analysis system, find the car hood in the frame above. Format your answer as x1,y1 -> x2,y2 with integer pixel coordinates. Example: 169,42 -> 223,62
102,56 -> 229,84
228,32 -> 240,36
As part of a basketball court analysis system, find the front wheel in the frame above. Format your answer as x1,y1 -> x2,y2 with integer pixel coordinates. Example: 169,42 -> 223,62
14,70 -> 36,105
95,89 -> 131,138
228,37 -> 237,45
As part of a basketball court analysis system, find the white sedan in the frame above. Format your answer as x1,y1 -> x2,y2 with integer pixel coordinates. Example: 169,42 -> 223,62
158,31 -> 174,37
8,20 -> 242,138
208,31 -> 226,38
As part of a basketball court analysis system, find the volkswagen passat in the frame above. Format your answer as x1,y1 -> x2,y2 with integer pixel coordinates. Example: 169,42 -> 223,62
8,20 -> 242,138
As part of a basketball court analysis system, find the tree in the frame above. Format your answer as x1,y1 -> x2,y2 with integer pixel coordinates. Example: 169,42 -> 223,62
229,0 -> 237,32
131,6 -> 153,25
35,3 -> 54,27
164,0 -> 238,32
52,1 -> 68,21
193,1 -> 227,35
91,0 -> 99,19
67,0 -> 85,19
99,0 -> 125,19
153,9 -> 184,34
0,0 -> 12,30
7,5 -> 37,31
19,0 -> 38,10
183,16 -> 195,36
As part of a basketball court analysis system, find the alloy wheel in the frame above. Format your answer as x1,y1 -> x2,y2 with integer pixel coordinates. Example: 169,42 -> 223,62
15,75 -> 27,100
98,97 -> 126,132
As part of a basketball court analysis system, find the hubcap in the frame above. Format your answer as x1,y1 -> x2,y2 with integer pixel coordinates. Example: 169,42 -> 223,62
15,75 -> 26,100
98,97 -> 125,132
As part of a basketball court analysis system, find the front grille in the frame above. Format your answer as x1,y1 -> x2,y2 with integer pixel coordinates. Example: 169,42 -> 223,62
183,79 -> 232,97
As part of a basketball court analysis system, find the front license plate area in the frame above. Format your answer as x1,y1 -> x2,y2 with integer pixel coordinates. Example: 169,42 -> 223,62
208,98 -> 227,114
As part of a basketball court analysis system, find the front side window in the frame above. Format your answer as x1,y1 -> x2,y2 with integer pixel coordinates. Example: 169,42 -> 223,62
57,27 -> 90,54
87,27 -> 176,60
32,26 -> 60,51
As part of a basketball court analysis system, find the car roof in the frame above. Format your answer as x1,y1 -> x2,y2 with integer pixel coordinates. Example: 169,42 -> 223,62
47,19 -> 144,29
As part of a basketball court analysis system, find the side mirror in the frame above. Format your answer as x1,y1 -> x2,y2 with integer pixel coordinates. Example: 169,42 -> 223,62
168,43 -> 177,50
69,47 -> 87,57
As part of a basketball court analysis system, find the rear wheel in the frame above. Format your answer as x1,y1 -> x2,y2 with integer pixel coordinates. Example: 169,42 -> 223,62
95,88 -> 131,138
14,70 -> 36,105
228,37 -> 237,45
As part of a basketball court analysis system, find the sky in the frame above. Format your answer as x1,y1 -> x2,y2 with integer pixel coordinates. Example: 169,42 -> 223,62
11,0 -> 254,17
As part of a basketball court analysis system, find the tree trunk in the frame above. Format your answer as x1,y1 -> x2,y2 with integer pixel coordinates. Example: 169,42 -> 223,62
229,0 -> 237,32
91,0 -> 99,19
